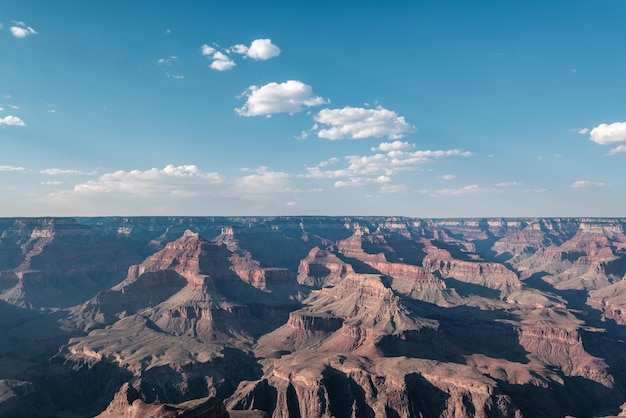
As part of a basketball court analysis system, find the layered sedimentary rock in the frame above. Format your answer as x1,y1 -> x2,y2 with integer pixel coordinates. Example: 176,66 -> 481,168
0,218 -> 139,308
2,217 -> 626,417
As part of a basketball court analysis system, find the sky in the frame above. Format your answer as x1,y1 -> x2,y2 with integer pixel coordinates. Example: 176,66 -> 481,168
1,0 -> 626,217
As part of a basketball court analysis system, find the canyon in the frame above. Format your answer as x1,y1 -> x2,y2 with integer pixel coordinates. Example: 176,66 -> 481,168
1,217 -> 626,417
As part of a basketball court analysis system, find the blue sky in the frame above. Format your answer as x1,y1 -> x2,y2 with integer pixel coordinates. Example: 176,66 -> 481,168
1,0 -> 626,217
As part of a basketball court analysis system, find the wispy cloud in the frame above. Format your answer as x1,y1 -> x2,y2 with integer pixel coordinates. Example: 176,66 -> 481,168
608,145 -> 626,155
235,80 -> 328,117
496,181 -> 523,187
10,21 -> 37,38
0,115 -> 26,126
40,168 -> 96,176
570,180 -> 607,189
419,184 -> 495,197
54,164 -> 223,197
305,140 -> 471,189
157,56 -> 178,65
233,166 -> 291,195
314,106 -> 416,140
371,141 -> 415,152
334,175 -> 391,188
438,174 -> 456,180
0,165 -> 25,172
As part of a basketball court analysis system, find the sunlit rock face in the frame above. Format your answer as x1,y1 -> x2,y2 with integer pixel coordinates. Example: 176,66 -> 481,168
1,217 -> 626,417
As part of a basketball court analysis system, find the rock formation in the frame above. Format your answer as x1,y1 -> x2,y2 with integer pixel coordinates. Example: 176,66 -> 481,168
1,217 -> 626,417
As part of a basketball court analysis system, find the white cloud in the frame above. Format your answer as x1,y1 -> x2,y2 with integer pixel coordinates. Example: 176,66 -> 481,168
438,174 -> 456,180
235,80 -> 328,117
380,184 -> 407,194
165,72 -> 184,80
0,115 -> 26,126
334,175 -> 391,188
201,44 -> 216,56
306,147 -> 470,181
420,184 -> 495,197
230,38 -> 281,60
589,121 -> 626,145
10,21 -> 37,38
304,143 -> 470,190
209,51 -> 236,71
570,180 -> 607,189
314,106 -> 417,140
608,145 -> 626,155
210,58 -> 236,71
40,168 -> 95,176
245,39 -> 281,60
10,22 -> 37,38
157,56 -> 178,65
496,181 -> 523,187
0,165 -> 25,172
58,164 -> 223,196
577,128 -> 589,135
213,51 -> 229,61
371,141 -> 414,152
233,166 -> 290,195
229,44 -> 249,55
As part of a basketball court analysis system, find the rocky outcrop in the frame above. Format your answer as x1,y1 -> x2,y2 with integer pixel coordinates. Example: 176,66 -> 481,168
96,382 -> 229,418
518,325 -> 613,386
228,354 -> 523,418
297,247 -> 353,287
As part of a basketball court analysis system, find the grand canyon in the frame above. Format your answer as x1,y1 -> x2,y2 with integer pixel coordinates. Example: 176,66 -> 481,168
1,216 -> 626,417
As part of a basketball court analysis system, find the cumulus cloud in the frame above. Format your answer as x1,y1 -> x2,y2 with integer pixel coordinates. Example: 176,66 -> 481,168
230,38 -> 281,60
0,115 -> 26,126
589,121 -> 626,145
235,80 -> 328,117
201,44 -> 216,56
59,164 -> 223,196
0,165 -> 25,172
570,180 -> 607,189
314,106 -> 417,140
210,54 -> 236,71
40,168 -> 95,176
229,44 -> 249,55
201,44 -> 236,71
577,128 -> 589,135
202,39 -> 279,72
10,21 -> 37,38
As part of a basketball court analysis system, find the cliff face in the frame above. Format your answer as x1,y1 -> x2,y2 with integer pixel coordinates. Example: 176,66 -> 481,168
2,217 -> 626,417
0,218 -> 140,308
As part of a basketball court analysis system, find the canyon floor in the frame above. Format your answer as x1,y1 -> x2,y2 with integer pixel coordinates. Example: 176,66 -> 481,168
1,217 -> 626,417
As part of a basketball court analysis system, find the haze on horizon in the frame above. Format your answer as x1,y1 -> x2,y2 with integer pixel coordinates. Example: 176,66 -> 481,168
1,1 -> 625,218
